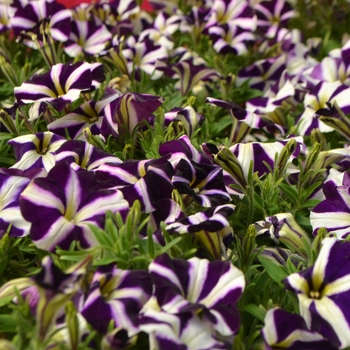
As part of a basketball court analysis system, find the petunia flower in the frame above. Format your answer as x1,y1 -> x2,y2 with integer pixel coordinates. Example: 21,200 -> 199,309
47,87 -> 121,139
285,237 -> 350,348
10,0 -> 72,43
122,36 -> 168,80
139,11 -> 181,51
172,58 -> 218,96
64,19 -> 112,57
208,22 -> 255,55
262,308 -> 336,349
0,171 -> 31,237
255,0 -> 295,37
140,310 -> 227,350
236,55 -> 286,93
102,91 -> 163,136
96,158 -> 174,213
172,158 -> 231,207
20,162 -> 129,251
14,62 -> 100,112
255,213 -> 312,257
166,204 -> 235,260
148,253 -> 245,337
205,0 -> 256,30
297,81 -> 350,135
81,263 -> 152,335
229,136 -> 303,179
54,140 -> 122,171
310,171 -> 350,238
163,106 -> 204,138
8,131 -> 66,172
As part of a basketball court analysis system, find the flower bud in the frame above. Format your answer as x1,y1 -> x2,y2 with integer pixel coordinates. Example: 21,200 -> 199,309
213,146 -> 247,187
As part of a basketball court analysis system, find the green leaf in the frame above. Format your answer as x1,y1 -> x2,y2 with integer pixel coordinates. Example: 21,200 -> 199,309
258,255 -> 289,286
242,304 -> 266,321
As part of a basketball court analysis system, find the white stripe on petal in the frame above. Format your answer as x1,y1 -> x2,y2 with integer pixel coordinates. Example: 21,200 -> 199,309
200,264 -> 245,307
313,296 -> 350,348
187,258 -> 208,303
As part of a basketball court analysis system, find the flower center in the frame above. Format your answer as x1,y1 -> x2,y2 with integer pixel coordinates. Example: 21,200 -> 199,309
309,290 -> 321,299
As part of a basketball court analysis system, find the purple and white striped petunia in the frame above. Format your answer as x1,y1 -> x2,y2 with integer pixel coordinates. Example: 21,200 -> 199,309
64,19 -> 112,57
236,55 -> 286,93
102,91 -> 163,136
208,22 -> 255,55
172,158 -> 231,207
255,0 -> 295,35
297,81 -> 350,135
10,0 -> 72,43
8,131 -> 66,172
285,237 -> 350,348
140,310 -> 227,350
172,58 -> 218,96
262,308 -> 336,349
166,204 -> 235,260
163,106 -> 204,139
148,253 -> 245,336
96,158 -> 174,213
205,0 -> 256,30
123,36 -> 168,80
20,162 -> 129,252
139,11 -> 181,51
81,263 -> 152,335
310,171 -> 350,238
0,171 -> 31,237
54,140 -> 122,171
14,62 -> 100,112
229,136 -> 303,179
255,213 -> 311,257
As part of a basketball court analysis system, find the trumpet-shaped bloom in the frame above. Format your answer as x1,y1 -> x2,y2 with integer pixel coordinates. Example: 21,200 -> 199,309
166,204 -> 235,260
229,136 -> 303,179
54,140 -> 122,171
123,36 -> 168,80
262,308 -> 336,349
310,172 -> 350,238
255,213 -> 311,257
148,253 -> 245,336
140,310 -> 227,350
172,158 -> 231,207
11,0 -> 72,43
102,91 -> 163,136
81,264 -> 152,335
285,237 -> 350,348
9,132 -> 66,172
96,158 -> 174,213
20,162 -> 129,251
14,62 -> 100,111
208,23 -> 255,55
297,81 -> 350,135
0,171 -> 31,237
64,19 -> 112,57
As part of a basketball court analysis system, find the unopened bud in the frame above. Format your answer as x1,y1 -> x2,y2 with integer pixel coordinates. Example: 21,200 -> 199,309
214,146 -> 247,187
276,139 -> 297,176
